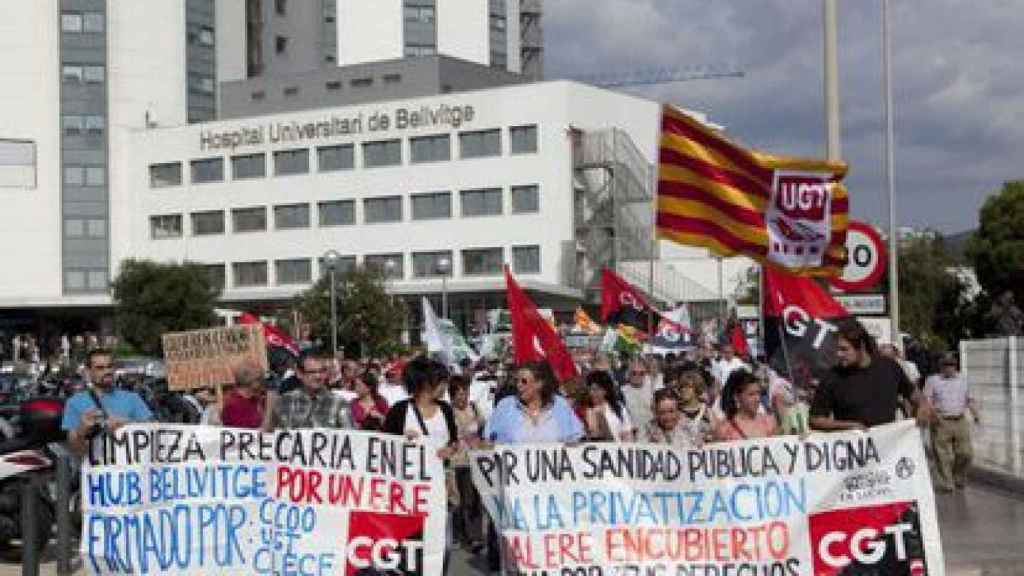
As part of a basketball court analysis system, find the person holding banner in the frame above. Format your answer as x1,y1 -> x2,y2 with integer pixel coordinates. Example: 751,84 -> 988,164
810,318 -> 932,432
383,356 -> 458,456
383,356 -> 459,575
582,370 -> 635,442
268,351 -> 353,430
713,369 -> 778,441
643,388 -> 703,447
675,368 -> 713,444
484,361 -> 584,444
62,348 -> 152,455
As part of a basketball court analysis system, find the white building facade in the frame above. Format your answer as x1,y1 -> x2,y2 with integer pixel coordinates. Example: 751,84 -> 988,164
1,0 -> 743,342
121,81 -> 661,333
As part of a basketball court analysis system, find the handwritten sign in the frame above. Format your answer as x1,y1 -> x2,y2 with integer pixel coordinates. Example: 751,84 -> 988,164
471,421 -> 943,575
162,325 -> 267,391
81,425 -> 446,575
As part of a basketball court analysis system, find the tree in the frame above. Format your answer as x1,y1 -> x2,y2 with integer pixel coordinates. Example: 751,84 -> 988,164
967,180 -> 1024,307
293,265 -> 407,357
112,259 -> 221,356
898,233 -> 976,350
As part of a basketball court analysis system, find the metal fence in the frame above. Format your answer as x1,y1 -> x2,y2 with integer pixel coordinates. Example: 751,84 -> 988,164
960,336 -> 1024,477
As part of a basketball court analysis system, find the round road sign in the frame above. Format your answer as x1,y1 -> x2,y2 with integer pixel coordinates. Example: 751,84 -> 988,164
829,220 -> 887,292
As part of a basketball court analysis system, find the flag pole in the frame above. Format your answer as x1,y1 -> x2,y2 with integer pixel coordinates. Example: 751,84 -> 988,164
757,264 -> 765,360
882,0 -> 900,349
824,0 -> 842,159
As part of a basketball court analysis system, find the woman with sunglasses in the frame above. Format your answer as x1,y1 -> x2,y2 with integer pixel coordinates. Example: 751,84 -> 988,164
483,361 -> 584,444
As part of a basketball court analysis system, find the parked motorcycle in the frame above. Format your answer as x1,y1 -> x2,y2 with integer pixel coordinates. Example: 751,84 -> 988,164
0,396 -> 64,559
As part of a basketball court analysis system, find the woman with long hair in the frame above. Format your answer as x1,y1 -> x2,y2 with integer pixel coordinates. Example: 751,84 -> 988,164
713,369 -> 778,442
351,371 -> 388,431
583,370 -> 635,442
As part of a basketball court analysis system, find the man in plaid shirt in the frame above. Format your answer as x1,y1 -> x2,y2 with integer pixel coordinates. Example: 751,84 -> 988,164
269,352 -> 353,430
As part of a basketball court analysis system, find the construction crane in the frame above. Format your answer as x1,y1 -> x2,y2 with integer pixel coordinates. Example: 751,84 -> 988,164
565,67 -> 745,88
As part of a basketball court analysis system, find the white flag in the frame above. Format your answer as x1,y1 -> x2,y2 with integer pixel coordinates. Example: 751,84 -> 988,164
421,297 -> 480,368
422,297 -> 448,360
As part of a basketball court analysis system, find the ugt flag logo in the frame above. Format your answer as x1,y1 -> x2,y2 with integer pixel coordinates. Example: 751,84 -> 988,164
768,171 -> 833,269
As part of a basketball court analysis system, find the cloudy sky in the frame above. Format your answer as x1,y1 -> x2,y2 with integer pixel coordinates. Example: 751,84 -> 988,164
544,0 -> 1022,234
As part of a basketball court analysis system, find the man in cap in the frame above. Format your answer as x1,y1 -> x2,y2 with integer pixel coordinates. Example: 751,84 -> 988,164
924,352 -> 979,492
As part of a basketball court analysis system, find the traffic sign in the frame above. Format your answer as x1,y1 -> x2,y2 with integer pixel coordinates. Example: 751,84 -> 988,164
835,293 -> 886,315
830,220 -> 887,292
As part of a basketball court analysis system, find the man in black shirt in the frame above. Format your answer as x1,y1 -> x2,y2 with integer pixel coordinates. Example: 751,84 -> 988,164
810,319 -> 932,431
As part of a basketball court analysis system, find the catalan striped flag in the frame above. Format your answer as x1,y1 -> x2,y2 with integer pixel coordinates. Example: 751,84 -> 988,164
657,104 -> 850,276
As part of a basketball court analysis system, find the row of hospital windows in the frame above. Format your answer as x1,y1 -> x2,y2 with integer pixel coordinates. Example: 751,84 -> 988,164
147,186 -> 539,239
61,12 -> 105,34
204,245 -> 541,289
149,125 -> 538,187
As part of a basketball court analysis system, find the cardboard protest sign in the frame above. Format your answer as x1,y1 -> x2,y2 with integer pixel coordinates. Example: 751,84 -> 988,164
162,325 -> 268,391
81,425 -> 446,575
472,421 -> 943,575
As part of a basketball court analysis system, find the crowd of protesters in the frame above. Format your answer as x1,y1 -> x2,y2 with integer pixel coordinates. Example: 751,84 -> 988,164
52,315 -> 976,571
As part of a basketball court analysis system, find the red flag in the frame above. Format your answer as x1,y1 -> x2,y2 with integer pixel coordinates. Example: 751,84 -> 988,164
730,323 -> 750,358
600,268 -> 655,336
762,267 -> 850,391
238,312 -> 300,357
505,267 -> 578,382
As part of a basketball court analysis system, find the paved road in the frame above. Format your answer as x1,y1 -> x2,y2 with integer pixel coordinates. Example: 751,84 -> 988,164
5,482 -> 1023,575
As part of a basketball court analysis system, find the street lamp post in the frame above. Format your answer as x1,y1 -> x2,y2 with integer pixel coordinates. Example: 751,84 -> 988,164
384,259 -> 397,305
437,256 -> 451,320
322,249 -> 341,357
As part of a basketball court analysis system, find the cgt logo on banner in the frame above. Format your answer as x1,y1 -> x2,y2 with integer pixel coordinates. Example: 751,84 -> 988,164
470,421 -> 943,576
768,171 -> 833,269
80,425 -> 446,576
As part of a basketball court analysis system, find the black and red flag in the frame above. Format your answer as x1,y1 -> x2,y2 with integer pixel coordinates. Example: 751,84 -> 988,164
238,312 -> 301,357
600,268 -> 657,337
505,267 -> 578,382
762,267 -> 850,393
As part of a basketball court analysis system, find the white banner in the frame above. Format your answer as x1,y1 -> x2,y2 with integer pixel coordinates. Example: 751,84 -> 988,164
471,421 -> 943,575
81,425 -> 446,575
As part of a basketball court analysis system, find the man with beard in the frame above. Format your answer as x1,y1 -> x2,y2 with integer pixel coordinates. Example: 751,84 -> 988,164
810,319 -> 932,431
62,348 -> 152,456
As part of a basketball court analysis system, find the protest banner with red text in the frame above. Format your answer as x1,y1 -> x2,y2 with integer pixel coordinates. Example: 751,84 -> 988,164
81,425 -> 446,575
471,421 -> 943,576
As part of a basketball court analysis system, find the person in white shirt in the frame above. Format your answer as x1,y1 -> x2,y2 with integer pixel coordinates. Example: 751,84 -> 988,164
620,360 -> 659,435
468,367 -> 499,425
377,365 -> 410,407
711,344 -> 748,390
583,370 -> 634,442
924,353 -> 978,492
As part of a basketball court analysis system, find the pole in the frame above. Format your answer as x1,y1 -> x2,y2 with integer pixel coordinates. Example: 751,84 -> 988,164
56,456 -> 72,575
717,256 -> 725,333
21,477 -> 39,576
882,0 -> 900,348
757,264 -> 765,359
329,268 -> 338,356
442,275 -> 449,320
824,0 -> 842,159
